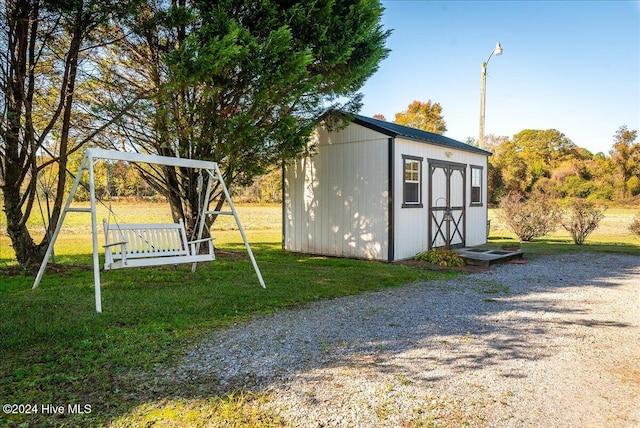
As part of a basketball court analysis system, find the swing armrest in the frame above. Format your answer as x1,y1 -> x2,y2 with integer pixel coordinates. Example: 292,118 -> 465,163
103,240 -> 127,248
103,241 -> 128,267
188,237 -> 215,244
187,237 -> 215,256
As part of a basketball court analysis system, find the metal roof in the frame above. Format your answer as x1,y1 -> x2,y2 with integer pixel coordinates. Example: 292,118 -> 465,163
352,114 -> 492,156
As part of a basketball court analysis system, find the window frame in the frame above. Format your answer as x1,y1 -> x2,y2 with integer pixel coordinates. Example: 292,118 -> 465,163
470,165 -> 483,206
402,155 -> 423,208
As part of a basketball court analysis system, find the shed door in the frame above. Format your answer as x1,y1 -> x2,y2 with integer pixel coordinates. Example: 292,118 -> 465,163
429,160 -> 466,249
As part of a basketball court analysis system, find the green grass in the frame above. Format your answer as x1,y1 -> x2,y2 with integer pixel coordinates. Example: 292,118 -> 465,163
0,201 -> 279,263
1,203 -> 638,427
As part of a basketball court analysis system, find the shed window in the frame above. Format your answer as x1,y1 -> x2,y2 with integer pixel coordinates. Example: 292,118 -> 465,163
470,166 -> 483,205
402,155 -> 423,207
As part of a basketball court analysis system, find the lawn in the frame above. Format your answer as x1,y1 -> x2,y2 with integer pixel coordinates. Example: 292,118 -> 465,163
0,202 -> 638,427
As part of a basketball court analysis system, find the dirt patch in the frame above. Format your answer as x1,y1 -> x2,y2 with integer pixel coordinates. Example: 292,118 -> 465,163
396,257 -> 491,273
214,249 -> 248,261
611,366 -> 640,386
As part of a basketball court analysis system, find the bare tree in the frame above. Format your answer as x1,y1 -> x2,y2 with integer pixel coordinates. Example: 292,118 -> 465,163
0,0 -> 138,267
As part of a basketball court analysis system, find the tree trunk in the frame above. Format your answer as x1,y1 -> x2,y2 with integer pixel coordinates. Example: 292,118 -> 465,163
1,1 -> 85,268
2,0 -> 39,267
3,173 -> 47,266
43,9 -> 84,258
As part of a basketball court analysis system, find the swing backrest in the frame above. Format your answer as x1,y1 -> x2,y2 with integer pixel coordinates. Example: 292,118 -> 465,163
104,219 -> 190,260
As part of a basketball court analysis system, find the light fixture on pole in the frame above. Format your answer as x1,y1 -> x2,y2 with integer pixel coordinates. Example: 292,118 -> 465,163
478,41 -> 502,149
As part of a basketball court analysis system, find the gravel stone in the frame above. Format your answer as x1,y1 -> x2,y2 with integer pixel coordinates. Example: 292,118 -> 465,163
162,252 -> 640,427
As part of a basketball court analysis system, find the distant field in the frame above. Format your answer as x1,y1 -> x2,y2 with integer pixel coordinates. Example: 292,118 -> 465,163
488,207 -> 639,246
1,202 -> 639,262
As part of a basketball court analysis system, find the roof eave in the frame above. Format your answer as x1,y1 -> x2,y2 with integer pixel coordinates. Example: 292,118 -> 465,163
352,118 -> 492,156
352,116 -> 399,138
397,135 -> 494,156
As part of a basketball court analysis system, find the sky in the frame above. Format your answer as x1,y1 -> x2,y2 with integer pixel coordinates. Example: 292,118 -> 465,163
358,0 -> 640,155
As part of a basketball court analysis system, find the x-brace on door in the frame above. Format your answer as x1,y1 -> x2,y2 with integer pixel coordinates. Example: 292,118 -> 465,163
428,160 -> 466,249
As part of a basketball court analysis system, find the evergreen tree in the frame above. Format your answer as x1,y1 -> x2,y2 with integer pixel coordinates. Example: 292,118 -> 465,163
96,0 -> 390,234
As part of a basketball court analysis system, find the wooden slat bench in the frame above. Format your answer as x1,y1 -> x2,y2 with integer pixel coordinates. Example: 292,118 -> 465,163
103,219 -> 214,270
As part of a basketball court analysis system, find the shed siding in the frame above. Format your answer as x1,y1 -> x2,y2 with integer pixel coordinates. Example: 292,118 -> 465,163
393,138 -> 488,260
284,125 -> 389,260
284,121 -> 489,262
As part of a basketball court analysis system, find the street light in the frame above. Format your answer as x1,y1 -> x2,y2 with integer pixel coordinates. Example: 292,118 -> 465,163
478,41 -> 502,149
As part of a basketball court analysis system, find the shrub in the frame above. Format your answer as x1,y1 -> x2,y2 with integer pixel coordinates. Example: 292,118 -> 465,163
561,199 -> 606,245
415,249 -> 465,267
496,191 -> 562,241
629,212 -> 640,238
586,183 -> 614,202
559,176 -> 597,199
627,176 -> 640,197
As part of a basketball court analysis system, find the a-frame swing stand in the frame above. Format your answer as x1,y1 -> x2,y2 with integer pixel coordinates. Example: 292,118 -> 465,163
32,148 -> 265,313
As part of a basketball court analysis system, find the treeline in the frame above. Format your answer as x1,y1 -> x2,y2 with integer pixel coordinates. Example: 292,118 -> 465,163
41,151 -> 282,203
486,125 -> 639,205
376,100 -> 638,206
39,124 -> 636,206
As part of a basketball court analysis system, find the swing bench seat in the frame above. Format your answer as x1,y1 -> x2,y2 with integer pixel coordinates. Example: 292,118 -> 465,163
103,219 -> 215,270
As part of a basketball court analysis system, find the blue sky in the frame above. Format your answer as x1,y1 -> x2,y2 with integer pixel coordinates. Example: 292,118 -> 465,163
358,0 -> 640,155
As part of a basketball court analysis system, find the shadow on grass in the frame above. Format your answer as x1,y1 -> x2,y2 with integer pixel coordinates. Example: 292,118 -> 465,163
487,236 -> 640,256
2,246 -> 639,426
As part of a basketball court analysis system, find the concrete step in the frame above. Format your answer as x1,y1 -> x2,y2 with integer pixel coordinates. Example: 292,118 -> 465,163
455,247 -> 524,266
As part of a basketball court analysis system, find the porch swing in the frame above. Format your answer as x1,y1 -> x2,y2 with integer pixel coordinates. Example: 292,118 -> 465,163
101,168 -> 215,271
32,148 -> 265,313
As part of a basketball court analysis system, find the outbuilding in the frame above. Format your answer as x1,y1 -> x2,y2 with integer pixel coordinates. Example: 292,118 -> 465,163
283,114 -> 492,261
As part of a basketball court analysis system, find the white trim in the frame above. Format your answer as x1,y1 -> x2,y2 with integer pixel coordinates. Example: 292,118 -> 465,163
86,148 -> 219,169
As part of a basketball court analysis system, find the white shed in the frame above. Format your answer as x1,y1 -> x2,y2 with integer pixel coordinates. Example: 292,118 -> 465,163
283,114 -> 492,261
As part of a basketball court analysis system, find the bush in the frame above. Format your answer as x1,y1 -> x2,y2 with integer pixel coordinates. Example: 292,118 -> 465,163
559,176 -> 598,199
561,199 -> 606,245
496,191 -> 562,241
629,212 -> 640,238
627,176 -> 640,197
415,249 -> 465,267
586,183 -> 615,201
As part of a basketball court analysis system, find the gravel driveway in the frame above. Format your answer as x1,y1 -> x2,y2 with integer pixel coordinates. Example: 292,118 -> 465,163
167,252 -> 640,427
